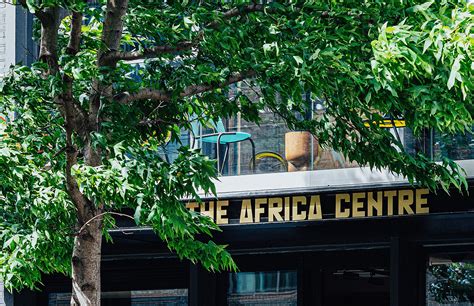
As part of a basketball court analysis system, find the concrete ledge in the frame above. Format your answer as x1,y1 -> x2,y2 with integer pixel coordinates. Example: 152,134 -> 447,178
200,160 -> 474,199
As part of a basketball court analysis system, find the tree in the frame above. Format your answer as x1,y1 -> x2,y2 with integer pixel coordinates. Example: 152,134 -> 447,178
0,0 -> 472,305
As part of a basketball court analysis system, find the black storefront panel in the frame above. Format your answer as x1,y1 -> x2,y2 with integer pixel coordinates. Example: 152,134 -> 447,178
187,187 -> 473,226
14,183 -> 474,306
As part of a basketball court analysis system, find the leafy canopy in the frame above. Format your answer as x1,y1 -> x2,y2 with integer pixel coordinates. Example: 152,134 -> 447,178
0,0 -> 472,290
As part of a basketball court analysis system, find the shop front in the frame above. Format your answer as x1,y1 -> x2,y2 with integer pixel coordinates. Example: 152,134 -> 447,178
185,183 -> 474,306
14,179 -> 474,306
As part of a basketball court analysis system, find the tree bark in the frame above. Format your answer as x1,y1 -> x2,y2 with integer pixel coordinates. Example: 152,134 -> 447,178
38,8 -> 61,73
70,215 -> 103,306
65,112 -> 103,306
66,138 -> 103,306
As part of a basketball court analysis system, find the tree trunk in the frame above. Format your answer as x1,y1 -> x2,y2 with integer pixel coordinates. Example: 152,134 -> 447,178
70,217 -> 103,306
68,1 -> 129,304
38,8 -> 61,73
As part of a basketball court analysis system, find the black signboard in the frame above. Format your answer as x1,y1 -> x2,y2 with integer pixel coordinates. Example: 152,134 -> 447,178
186,187 -> 474,225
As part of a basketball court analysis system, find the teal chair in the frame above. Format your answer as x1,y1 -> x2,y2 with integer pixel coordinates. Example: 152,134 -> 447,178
191,119 -> 255,174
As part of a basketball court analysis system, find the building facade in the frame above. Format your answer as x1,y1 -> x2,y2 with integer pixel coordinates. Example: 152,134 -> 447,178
9,112 -> 474,305
0,4 -> 36,77
1,5 -> 474,306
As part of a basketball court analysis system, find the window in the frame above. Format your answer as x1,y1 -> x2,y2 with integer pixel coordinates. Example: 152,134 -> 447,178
227,270 -> 297,305
434,127 -> 474,161
48,289 -> 188,306
427,254 -> 474,305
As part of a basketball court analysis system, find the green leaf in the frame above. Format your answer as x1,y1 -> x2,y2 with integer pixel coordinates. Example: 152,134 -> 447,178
134,206 -> 142,224
293,55 -> 303,65
447,56 -> 462,90
423,38 -> 432,53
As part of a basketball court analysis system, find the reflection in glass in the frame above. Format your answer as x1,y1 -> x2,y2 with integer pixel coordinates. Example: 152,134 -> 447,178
323,268 -> 390,306
157,130 -> 190,164
228,270 -> 297,306
48,289 -> 188,306
427,256 -> 474,305
222,110 -> 359,176
185,79 -> 474,177
434,127 -> 474,161
131,289 -> 188,306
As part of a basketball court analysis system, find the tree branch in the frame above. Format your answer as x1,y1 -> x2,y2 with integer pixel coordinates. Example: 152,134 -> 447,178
16,0 -> 53,26
181,70 -> 256,97
103,40 -> 196,63
86,0 -> 130,168
77,212 -> 134,235
115,89 -> 171,104
64,126 -> 91,224
115,70 -> 256,104
16,1 -> 63,73
207,4 -> 268,29
58,11 -> 88,135
66,11 -> 83,56
105,4 -> 270,63
98,0 -> 129,65
38,8 -> 61,73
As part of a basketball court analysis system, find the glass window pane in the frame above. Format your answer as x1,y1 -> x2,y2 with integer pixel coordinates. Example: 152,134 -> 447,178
48,289 -> 188,306
323,268 -> 390,306
228,270 -> 297,305
131,289 -> 188,306
427,255 -> 474,305
48,293 -> 70,306
433,127 -> 474,161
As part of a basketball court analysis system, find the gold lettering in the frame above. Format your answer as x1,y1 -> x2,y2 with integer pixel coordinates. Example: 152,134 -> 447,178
384,191 -> 396,216
308,196 -> 322,220
367,192 -> 383,217
216,201 -> 229,225
398,190 -> 414,215
200,201 -> 214,220
186,202 -> 198,212
284,197 -> 291,221
292,196 -> 307,221
335,194 -> 350,218
352,192 -> 365,218
239,199 -> 253,223
416,189 -> 429,214
254,198 -> 267,223
268,198 -> 284,222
